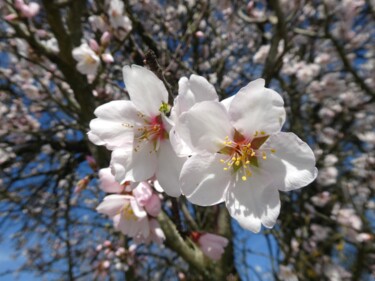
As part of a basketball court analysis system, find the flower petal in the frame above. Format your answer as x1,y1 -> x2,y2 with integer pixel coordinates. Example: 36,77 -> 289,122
220,95 -> 234,111
171,75 -> 218,120
225,170 -> 280,232
175,101 -> 233,154
260,132 -> 318,191
88,100 -> 138,150
155,140 -> 185,197
180,153 -> 232,206
123,65 -> 168,117
229,79 -> 286,137
130,198 -> 147,218
99,168 -> 124,193
111,144 -> 157,183
96,194 -> 129,217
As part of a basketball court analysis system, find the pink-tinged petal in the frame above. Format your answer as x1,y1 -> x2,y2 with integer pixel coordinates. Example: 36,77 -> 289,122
133,182 -> 153,206
171,75 -> 218,120
144,194 -> 161,217
180,153 -> 231,206
229,79 -> 286,137
198,233 -> 228,261
111,143 -> 158,183
155,141 -> 185,197
176,101 -> 233,154
89,100 -> 139,150
225,170 -> 280,232
138,217 -> 151,238
130,198 -> 147,218
96,194 -> 129,218
99,168 -> 124,193
260,132 -> 318,192
123,65 -> 168,117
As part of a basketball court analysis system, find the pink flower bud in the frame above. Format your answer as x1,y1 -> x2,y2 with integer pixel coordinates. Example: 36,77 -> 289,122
103,240 -> 112,247
133,182 -> 153,206
115,247 -> 126,256
74,176 -> 90,193
86,155 -> 97,171
15,0 -> 25,9
100,32 -> 111,46
247,1 -> 254,14
21,2 -> 40,18
89,39 -> 100,53
144,194 -> 161,217
193,232 -> 229,261
102,260 -> 110,269
101,53 -> 114,64
4,14 -> 18,21
195,31 -> 204,38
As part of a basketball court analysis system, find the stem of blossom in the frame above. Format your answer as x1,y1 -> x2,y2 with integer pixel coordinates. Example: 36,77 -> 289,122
181,199 -> 199,231
216,206 -> 238,279
170,197 -> 185,237
157,211 -> 211,278
144,50 -> 175,105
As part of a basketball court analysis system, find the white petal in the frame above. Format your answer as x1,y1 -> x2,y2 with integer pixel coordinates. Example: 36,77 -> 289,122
180,153 -> 232,206
229,79 -> 286,137
99,168 -> 124,193
89,100 -> 139,150
96,195 -> 129,217
260,132 -> 318,191
110,148 -> 132,183
123,65 -> 168,117
171,75 -> 218,119
111,143 -> 157,183
220,95 -> 234,111
87,131 -> 105,146
130,198 -> 147,218
153,180 -> 164,193
72,44 -> 89,60
155,140 -> 185,197
225,170 -> 280,232
175,101 -> 233,154
169,126 -> 194,157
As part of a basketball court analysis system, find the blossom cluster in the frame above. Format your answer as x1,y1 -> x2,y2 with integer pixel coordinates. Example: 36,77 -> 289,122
89,64 -> 317,238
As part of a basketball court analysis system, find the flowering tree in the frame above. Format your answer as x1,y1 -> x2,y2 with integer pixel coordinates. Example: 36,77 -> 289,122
0,0 -> 374,280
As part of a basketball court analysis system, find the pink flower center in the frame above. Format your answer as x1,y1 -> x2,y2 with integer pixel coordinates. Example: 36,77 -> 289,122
219,130 -> 275,181
134,114 -> 168,153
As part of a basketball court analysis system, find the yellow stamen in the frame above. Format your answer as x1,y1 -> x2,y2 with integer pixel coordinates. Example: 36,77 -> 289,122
242,176 -> 247,181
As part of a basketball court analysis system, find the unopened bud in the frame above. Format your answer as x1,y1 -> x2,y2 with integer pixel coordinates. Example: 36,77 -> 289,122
101,53 -> 114,64
89,39 -> 100,53
100,31 -> 111,46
